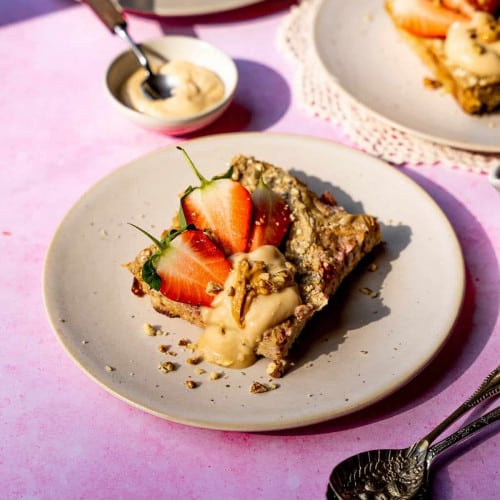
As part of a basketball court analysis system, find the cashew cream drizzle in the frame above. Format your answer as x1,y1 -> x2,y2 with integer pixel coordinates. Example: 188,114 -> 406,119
121,60 -> 225,118
445,12 -> 500,77
196,246 -> 302,369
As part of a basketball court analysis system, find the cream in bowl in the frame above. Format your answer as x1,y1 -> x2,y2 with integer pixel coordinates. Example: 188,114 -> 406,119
106,36 -> 238,134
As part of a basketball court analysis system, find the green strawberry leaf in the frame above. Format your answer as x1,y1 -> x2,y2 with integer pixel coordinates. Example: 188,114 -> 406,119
142,257 -> 161,291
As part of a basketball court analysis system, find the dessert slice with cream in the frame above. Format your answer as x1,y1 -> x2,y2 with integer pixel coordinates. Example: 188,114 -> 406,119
386,0 -> 500,114
126,152 -> 382,377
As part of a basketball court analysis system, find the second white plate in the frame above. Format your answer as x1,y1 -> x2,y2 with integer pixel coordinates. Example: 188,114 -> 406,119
44,133 -> 465,431
119,0 -> 264,16
313,0 -> 500,152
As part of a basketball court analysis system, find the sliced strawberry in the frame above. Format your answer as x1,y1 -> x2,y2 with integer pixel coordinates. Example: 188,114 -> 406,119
446,0 -> 500,15
442,0 -> 476,16
131,224 -> 231,307
247,175 -> 291,252
392,0 -> 469,38
178,147 -> 253,256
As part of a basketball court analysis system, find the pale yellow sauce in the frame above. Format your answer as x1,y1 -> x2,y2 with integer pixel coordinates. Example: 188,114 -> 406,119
196,246 -> 302,369
121,60 -> 225,118
445,13 -> 500,77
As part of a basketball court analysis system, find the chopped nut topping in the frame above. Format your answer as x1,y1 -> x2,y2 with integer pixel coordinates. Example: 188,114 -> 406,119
104,365 -> 115,372
157,344 -> 170,353
158,361 -> 176,373
206,281 -> 224,296
209,371 -> 222,380
422,77 -> 442,90
195,368 -> 206,375
266,360 -> 289,378
478,23 -> 499,43
250,381 -> 269,394
231,258 -> 294,327
178,338 -> 190,347
143,323 -> 157,336
472,42 -> 487,55
359,287 -> 379,298
185,379 -> 198,389
186,356 -> 202,365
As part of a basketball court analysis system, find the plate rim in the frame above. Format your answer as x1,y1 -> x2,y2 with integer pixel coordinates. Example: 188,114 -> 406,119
43,132 -> 466,431
118,0 -> 264,16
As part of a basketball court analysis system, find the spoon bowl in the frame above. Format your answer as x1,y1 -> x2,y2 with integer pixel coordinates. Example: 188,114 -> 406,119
327,367 -> 500,499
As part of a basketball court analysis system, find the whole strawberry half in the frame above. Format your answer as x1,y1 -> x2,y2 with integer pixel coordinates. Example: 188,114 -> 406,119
247,174 -> 291,252
132,224 -> 231,307
391,0 -> 468,38
178,147 -> 253,256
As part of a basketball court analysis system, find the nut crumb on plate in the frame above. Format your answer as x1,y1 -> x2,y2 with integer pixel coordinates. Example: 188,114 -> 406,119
158,361 -> 176,373
143,323 -> 157,336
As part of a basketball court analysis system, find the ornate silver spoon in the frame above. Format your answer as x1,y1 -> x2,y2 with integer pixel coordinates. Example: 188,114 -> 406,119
83,0 -> 175,99
327,366 -> 500,499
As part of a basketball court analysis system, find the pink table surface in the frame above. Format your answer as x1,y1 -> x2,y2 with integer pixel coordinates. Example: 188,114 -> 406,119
1,1 -> 499,499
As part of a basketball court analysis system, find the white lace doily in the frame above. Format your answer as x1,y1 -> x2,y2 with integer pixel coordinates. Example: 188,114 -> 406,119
277,0 -> 500,174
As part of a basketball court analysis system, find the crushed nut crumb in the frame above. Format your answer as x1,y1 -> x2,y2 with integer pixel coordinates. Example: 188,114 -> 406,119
206,281 -> 224,295
359,287 -> 379,298
143,323 -> 157,336
157,344 -> 170,353
104,365 -> 115,372
209,371 -> 222,380
158,361 -> 176,373
266,360 -> 288,378
186,356 -> 202,365
250,381 -> 269,394
423,77 -> 442,90
185,379 -> 198,389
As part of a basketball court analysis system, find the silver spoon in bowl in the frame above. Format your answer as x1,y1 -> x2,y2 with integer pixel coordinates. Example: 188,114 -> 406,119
327,366 -> 500,499
83,0 -> 175,99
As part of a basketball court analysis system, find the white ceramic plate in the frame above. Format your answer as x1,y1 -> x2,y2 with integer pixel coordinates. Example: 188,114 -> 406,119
118,0 -> 264,16
43,133 -> 465,431
313,0 -> 500,152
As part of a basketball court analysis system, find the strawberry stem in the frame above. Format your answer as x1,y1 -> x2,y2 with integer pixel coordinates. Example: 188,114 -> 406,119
177,146 -> 209,187
128,223 -> 164,249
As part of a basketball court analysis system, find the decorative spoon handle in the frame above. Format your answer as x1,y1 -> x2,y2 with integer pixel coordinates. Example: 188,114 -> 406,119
83,0 -> 125,32
421,366 -> 500,446
427,405 -> 500,463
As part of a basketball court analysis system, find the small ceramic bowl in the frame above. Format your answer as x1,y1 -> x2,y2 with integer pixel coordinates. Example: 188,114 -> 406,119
106,35 -> 238,135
